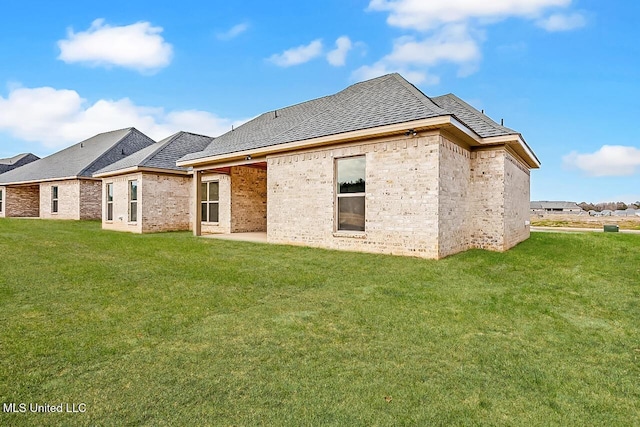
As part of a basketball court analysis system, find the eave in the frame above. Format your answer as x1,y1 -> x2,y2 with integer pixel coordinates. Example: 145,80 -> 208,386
93,166 -> 190,179
177,115 -> 540,170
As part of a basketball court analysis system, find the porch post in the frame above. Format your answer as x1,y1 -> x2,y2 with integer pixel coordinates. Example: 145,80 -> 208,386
193,170 -> 202,236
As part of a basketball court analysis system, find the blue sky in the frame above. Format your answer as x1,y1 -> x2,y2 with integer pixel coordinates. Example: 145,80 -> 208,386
0,0 -> 638,203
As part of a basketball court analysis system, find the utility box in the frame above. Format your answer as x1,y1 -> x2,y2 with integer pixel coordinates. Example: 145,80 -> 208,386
603,224 -> 619,232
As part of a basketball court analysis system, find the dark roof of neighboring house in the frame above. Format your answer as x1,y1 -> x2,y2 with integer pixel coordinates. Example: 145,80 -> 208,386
530,201 -> 583,210
431,94 -> 518,138
180,73 -> 453,162
0,153 -> 40,174
94,131 -> 213,176
0,128 -> 155,185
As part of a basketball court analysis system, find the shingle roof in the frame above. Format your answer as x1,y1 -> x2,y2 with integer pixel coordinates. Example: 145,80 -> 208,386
431,94 -> 518,138
0,153 -> 40,174
94,131 -> 213,176
180,73 -> 451,162
0,128 -> 155,185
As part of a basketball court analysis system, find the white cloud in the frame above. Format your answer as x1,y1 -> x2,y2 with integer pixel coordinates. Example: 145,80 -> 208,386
386,24 -> 481,74
268,39 -> 323,67
327,36 -> 353,66
57,19 -> 173,72
217,22 -> 249,40
352,62 -> 440,85
536,12 -> 586,31
0,86 -> 242,150
352,23 -> 479,84
360,0 -> 583,84
368,0 -> 571,31
563,145 -> 640,177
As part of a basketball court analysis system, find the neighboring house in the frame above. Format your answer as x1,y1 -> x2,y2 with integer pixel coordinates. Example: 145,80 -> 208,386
93,131 -> 213,233
0,128 -> 155,220
177,73 -> 541,259
0,153 -> 40,174
613,209 -> 635,217
530,201 -> 584,214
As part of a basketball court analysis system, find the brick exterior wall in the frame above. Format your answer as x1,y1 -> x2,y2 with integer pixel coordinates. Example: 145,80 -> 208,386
141,173 -> 191,233
503,149 -> 531,249
267,133 -> 442,258
79,180 -> 102,219
438,134 -> 472,258
40,180 -> 81,220
102,173 -> 143,233
102,172 -> 194,234
468,149 -> 506,251
0,185 -> 39,217
230,166 -> 267,233
261,130 -> 531,259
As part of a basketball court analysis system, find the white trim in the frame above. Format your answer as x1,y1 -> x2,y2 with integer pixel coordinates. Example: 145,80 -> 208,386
177,115 -> 540,170
93,166 -> 190,178
483,135 -> 541,168
0,176 -> 101,186
178,116 -> 455,168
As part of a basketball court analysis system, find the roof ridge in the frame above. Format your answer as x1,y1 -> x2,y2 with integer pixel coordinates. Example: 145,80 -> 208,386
77,128 -> 135,177
138,133 -> 182,167
181,130 -> 214,139
388,73 -> 450,116
266,74 -> 399,145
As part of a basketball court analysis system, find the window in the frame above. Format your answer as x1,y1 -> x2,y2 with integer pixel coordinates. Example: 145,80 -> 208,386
51,186 -> 59,213
106,183 -> 114,221
201,181 -> 219,223
336,156 -> 365,231
0,188 -> 3,212
128,180 -> 138,222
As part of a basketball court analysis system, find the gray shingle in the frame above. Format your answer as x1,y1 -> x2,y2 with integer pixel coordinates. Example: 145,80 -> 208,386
94,131 -> 213,175
0,128 -> 155,184
180,73 -> 450,162
431,94 -> 517,138
0,153 -> 40,174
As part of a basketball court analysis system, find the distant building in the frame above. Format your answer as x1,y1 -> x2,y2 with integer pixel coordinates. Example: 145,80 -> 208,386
93,131 -> 213,233
530,201 -> 584,214
0,128 -> 154,220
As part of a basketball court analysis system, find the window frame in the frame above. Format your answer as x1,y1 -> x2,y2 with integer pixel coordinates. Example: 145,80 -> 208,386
51,186 -> 59,214
128,180 -> 138,223
200,181 -> 219,223
335,155 -> 366,232
106,183 -> 114,221
0,188 -> 3,213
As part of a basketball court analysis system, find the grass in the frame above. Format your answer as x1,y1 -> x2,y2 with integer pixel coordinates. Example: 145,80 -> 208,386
1,219 -> 639,426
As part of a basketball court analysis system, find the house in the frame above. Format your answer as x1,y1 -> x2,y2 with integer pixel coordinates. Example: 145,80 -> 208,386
0,128 -> 154,220
93,131 -> 213,233
177,73 -> 540,259
0,153 -> 40,174
530,201 -> 584,214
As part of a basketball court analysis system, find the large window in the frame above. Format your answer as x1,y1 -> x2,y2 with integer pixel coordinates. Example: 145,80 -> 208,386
51,186 -> 59,213
336,156 -> 365,231
106,183 -> 114,221
128,180 -> 138,222
201,181 -> 219,223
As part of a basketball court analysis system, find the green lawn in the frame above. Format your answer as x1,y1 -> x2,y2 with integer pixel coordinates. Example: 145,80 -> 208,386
1,219 -> 639,426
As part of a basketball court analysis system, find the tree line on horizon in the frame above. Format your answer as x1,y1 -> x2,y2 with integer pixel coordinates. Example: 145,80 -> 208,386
577,201 -> 640,212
